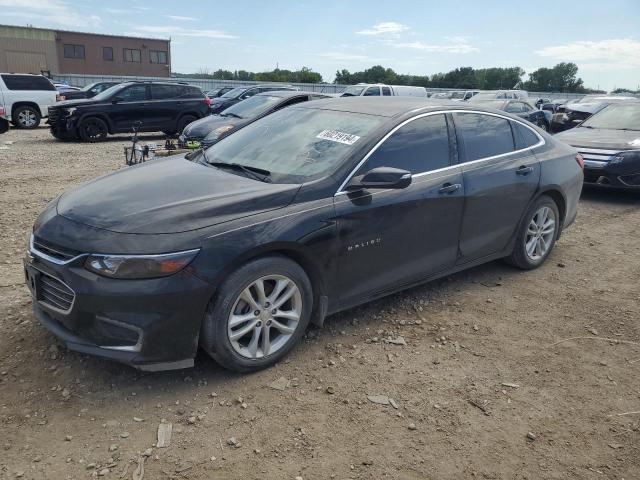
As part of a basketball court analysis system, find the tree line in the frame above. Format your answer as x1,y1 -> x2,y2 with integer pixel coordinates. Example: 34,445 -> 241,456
174,62 -> 605,93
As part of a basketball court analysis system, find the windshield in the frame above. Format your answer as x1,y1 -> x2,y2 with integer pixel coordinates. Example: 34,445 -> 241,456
580,104 -> 640,130
221,87 -> 246,99
202,107 -> 384,183
469,93 -> 505,102
91,83 -> 129,101
81,82 -> 98,92
450,92 -> 465,99
221,95 -> 282,119
341,86 -> 366,97
471,100 -> 506,109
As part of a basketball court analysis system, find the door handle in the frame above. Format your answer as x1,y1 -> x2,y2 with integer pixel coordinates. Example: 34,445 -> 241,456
516,165 -> 534,175
438,183 -> 461,195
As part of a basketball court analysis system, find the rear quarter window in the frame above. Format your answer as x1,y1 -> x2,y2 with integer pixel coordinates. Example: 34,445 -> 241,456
180,86 -> 204,98
454,113 -> 515,162
512,122 -> 541,149
1,75 -> 56,91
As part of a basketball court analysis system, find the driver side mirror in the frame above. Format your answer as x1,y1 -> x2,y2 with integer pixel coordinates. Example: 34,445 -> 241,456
345,167 -> 412,191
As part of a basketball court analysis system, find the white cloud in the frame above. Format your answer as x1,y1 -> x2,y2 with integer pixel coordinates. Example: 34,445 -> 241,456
536,39 -> 640,68
356,22 -> 409,36
391,39 -> 479,54
0,0 -> 101,27
163,15 -> 197,22
130,25 -> 237,39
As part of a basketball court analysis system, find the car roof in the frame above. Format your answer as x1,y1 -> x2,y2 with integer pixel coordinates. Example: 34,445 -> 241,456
295,97 -> 464,117
254,90 -> 315,99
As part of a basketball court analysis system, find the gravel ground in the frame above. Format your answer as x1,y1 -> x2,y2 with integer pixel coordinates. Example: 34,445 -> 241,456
1,127 -> 639,480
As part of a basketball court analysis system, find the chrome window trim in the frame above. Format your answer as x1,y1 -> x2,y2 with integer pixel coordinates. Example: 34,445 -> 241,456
334,109 -> 545,196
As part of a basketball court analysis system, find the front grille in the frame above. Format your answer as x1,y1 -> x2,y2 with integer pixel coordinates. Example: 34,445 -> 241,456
39,273 -> 75,312
33,236 -> 80,262
47,108 -> 62,125
577,148 -> 619,168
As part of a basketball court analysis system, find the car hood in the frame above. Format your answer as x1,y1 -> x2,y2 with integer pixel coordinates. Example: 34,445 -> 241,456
53,98 -> 98,108
182,115 -> 244,139
57,156 -> 300,234
555,127 -> 640,151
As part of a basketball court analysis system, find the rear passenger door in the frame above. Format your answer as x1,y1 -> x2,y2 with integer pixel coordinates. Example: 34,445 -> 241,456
452,112 -> 541,263
334,113 -> 465,303
149,84 -> 180,129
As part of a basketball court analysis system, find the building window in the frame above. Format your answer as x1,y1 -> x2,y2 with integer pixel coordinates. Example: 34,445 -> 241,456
63,44 -> 85,59
123,48 -> 141,63
149,50 -> 167,64
103,47 -> 113,61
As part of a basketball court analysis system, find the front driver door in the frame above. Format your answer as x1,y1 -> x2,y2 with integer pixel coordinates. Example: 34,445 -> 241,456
110,84 -> 150,131
334,113 -> 465,305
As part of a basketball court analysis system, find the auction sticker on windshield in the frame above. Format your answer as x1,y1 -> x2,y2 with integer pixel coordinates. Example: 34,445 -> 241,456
316,129 -> 361,145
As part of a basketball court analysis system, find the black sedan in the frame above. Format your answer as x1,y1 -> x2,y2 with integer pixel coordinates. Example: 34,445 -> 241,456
61,82 -> 120,100
555,102 -> 640,190
25,98 -> 583,372
209,84 -> 297,114
180,91 -> 330,148
205,87 -> 234,99
471,99 -> 551,131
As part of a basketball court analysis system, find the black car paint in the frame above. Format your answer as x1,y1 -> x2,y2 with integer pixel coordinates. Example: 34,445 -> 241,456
47,82 -> 209,139
209,85 -> 297,114
180,91 -> 325,145
555,125 -> 640,190
28,98 -> 583,371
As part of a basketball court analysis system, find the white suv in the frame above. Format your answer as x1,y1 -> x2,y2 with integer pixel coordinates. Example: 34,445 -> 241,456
0,74 -> 59,129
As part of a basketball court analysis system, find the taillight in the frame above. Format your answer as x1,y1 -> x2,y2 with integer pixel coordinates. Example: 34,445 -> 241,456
56,94 -> 65,102
203,96 -> 211,107
575,153 -> 584,169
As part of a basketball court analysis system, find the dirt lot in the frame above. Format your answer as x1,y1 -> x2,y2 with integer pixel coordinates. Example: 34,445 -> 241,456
0,127 -> 639,480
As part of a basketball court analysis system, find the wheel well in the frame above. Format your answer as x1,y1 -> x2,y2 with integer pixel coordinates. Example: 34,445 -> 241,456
538,189 -> 566,227
211,247 -> 327,322
12,102 -> 41,116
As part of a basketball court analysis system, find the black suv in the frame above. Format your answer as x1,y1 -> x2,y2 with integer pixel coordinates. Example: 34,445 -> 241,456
48,81 -> 210,142
210,84 -> 297,114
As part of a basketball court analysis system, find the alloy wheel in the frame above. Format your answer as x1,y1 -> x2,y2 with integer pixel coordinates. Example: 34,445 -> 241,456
525,206 -> 556,261
18,110 -> 37,127
83,119 -> 106,140
227,275 -> 302,359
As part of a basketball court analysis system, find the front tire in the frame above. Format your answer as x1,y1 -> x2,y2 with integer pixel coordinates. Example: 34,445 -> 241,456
78,117 -> 108,142
505,195 -> 560,270
13,106 -> 41,129
201,255 -> 313,372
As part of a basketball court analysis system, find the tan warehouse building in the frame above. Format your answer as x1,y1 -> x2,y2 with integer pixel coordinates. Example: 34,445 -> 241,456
0,25 -> 171,77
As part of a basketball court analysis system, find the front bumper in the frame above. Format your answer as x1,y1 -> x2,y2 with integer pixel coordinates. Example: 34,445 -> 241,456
24,244 -> 213,371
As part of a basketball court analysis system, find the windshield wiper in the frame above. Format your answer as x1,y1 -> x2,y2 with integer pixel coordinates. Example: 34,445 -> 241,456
207,161 -> 272,183
221,112 -> 243,119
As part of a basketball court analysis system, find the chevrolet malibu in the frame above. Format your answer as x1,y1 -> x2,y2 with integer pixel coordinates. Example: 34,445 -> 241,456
25,98 -> 583,372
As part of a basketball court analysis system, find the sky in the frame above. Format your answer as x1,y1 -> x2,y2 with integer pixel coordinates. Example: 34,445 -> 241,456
1,0 -> 640,91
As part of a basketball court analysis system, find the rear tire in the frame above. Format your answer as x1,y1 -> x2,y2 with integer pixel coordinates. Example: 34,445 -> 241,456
12,106 -> 41,129
505,195 -> 560,270
78,117 -> 108,142
177,115 -> 197,135
201,255 -> 313,372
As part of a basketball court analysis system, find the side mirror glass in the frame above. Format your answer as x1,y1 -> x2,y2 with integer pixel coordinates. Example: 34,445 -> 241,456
345,167 -> 412,191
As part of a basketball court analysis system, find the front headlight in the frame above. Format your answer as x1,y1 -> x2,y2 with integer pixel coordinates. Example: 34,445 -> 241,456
205,124 -> 235,141
84,249 -> 200,279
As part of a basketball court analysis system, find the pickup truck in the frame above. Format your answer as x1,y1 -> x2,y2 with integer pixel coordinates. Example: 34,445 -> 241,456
0,74 -> 59,129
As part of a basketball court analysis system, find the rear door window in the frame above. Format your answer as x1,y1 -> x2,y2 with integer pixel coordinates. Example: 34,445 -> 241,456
358,114 -> 450,174
151,84 -> 178,100
453,113 -> 515,162
382,86 -> 392,96
1,74 -> 56,91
